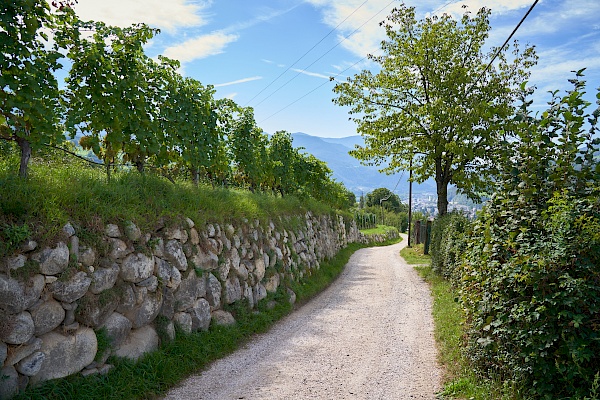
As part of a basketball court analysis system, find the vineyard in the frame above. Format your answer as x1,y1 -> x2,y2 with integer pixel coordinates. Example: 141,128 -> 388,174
0,1 -> 353,210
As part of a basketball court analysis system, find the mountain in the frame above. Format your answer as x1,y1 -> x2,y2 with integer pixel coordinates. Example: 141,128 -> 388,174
290,132 -> 436,197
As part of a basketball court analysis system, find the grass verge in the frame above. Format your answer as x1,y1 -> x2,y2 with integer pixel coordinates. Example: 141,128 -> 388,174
399,243 -> 431,265
413,265 -> 511,400
13,239 -> 394,400
359,224 -> 399,236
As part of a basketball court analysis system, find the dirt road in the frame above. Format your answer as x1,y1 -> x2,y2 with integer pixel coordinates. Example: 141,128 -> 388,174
163,236 -> 442,399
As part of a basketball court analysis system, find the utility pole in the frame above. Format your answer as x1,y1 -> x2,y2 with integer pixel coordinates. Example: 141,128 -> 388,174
408,157 -> 413,247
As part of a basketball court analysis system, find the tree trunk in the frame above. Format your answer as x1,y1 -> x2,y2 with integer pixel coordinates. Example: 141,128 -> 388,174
191,167 -> 199,186
135,160 -> 145,174
16,136 -> 31,179
436,177 -> 449,216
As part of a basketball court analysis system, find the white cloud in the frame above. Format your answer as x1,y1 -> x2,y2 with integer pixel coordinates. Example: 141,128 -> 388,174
224,93 -> 238,100
438,0 -> 533,18
292,69 -> 330,80
163,32 -> 239,63
72,0 -> 209,33
214,76 -> 263,87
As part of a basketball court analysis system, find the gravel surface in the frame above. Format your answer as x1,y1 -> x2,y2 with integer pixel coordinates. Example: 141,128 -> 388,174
162,237 -> 442,399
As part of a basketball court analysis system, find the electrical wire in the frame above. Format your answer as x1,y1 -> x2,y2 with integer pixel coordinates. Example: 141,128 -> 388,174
252,0 -> 396,108
244,0 -> 370,106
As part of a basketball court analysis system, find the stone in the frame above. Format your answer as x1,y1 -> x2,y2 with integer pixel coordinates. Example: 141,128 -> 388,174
4,254 -> 26,271
154,258 -> 181,290
185,217 -> 195,229
189,228 -> 199,245
79,246 -> 96,267
108,238 -> 129,260
30,327 -> 97,385
0,311 -> 34,345
205,273 -> 221,309
189,298 -> 211,332
0,273 -> 44,314
253,284 -> 267,304
224,276 -> 241,304
63,222 -> 76,237
159,288 -> 175,319
151,237 -> 165,258
16,351 -> 45,376
0,366 -> 18,400
0,342 -> 7,365
287,288 -> 296,304
20,240 -> 37,252
164,226 -> 184,240
265,274 -> 280,293
114,325 -> 158,361
76,292 -> 119,328
163,321 -> 176,341
123,221 -> 142,242
190,248 -> 218,271
137,276 -> 158,292
70,236 -> 79,258
98,364 -> 114,375
120,252 -> 154,283
123,291 -> 162,329
116,283 -> 136,314
32,242 -> 69,275
101,312 -> 132,349
217,258 -> 230,281
32,299 -> 65,336
5,338 -> 41,366
244,284 -> 255,308
105,224 -> 121,238
174,271 -> 205,312
254,257 -> 266,282
173,312 -> 192,334
211,310 -> 235,327
207,224 -> 216,237
50,271 -> 92,303
164,240 -> 188,271
90,262 -> 119,294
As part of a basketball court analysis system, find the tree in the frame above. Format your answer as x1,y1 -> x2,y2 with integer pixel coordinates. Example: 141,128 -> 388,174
366,187 -> 404,213
0,0 -> 64,178
59,16 -> 162,179
333,5 -> 537,215
269,131 -> 297,196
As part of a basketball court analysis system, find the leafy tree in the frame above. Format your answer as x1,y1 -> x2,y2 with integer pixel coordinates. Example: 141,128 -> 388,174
58,16 -> 162,179
333,5 -> 537,215
160,64 -> 220,185
460,74 -> 600,398
0,0 -> 65,177
365,187 -> 405,212
225,106 -> 267,192
269,130 -> 297,196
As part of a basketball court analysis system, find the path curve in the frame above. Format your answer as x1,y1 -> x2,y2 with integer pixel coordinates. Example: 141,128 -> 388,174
163,236 -> 442,399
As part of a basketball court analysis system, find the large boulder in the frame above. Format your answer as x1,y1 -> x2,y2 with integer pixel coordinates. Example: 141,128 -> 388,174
164,240 -> 188,271
174,271 -> 205,312
173,312 -> 192,334
90,262 -> 119,294
120,253 -> 154,283
224,276 -> 241,304
30,327 -> 97,384
76,292 -> 119,328
0,274 -> 45,313
211,310 -> 235,327
16,351 -> 45,376
122,291 -> 162,329
205,273 -> 221,309
31,242 -> 69,275
114,325 -> 158,361
100,312 -> 132,349
154,258 -> 181,290
189,298 -> 211,332
31,299 -> 65,336
49,271 -> 91,303
0,311 -> 34,345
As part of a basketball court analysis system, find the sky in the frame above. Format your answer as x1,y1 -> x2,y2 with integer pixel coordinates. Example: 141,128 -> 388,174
69,0 -> 600,138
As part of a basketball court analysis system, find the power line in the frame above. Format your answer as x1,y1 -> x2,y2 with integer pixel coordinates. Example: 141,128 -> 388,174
479,0 -> 539,81
244,0 -> 370,106
252,0 -> 396,108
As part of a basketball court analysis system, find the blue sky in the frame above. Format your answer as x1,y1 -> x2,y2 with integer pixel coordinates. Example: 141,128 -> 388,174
71,0 -> 600,138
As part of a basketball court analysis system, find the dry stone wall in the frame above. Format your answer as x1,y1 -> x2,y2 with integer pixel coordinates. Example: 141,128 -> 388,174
0,212 -> 392,399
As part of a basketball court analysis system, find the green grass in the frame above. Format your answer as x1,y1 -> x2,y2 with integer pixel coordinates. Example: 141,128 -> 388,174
399,243 -> 431,265
12,238 -> 380,400
413,265 -> 514,400
359,224 -> 398,235
0,151 -> 335,247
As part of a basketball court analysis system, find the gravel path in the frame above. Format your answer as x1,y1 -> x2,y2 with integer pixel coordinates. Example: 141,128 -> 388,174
163,237 -> 442,399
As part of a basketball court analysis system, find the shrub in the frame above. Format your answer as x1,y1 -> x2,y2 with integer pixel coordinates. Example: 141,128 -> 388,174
430,211 -> 471,284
